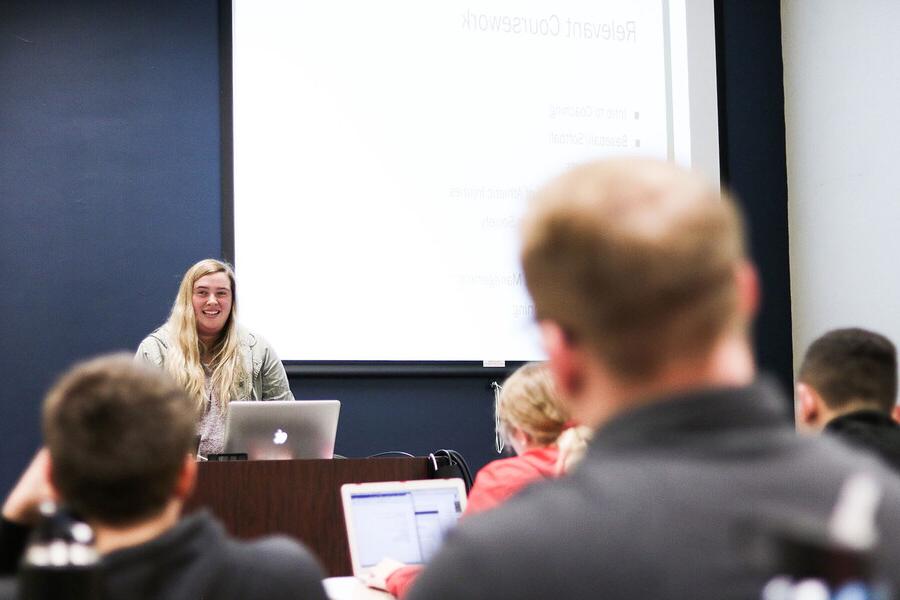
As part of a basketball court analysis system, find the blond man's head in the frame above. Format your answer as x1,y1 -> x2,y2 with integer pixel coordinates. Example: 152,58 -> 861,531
521,159 -> 749,381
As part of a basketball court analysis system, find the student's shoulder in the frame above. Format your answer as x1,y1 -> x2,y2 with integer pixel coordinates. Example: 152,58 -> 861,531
221,535 -> 328,599
0,577 -> 16,600
468,470 -> 606,538
466,450 -> 561,513
801,431 -> 900,485
472,455 -> 539,488
412,477 -> 609,599
797,434 -> 900,531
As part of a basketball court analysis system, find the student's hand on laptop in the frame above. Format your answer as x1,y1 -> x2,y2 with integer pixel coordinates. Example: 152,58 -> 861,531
365,558 -> 406,592
2,448 -> 54,525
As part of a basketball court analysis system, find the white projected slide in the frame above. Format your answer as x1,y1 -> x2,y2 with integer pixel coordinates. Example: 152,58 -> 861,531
231,0 -> 719,362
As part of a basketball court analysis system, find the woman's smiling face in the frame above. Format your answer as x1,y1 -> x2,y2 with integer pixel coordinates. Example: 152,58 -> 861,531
192,271 -> 233,340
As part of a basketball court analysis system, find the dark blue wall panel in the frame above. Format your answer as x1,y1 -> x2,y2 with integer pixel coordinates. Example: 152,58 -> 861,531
0,0 -> 222,491
716,0 -> 793,394
293,377 -> 498,471
0,0 -> 501,491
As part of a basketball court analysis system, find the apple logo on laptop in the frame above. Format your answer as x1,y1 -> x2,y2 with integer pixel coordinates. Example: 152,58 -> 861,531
273,428 -> 288,445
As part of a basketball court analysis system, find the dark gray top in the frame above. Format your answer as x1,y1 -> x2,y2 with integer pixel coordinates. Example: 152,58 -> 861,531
408,380 -> 900,600
826,409 -> 900,474
0,511 -> 328,600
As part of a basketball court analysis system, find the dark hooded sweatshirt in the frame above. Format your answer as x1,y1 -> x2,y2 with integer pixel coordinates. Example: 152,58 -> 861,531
0,511 -> 327,600
826,409 -> 900,474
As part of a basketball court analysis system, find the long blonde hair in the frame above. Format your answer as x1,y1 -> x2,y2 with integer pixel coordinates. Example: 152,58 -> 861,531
162,259 -> 245,412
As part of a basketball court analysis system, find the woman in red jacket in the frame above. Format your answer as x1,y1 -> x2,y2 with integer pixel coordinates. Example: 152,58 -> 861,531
466,362 -> 577,513
380,362 -> 591,597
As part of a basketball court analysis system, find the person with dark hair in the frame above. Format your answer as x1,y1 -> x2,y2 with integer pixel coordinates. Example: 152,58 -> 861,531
796,327 -> 900,471
406,159 -> 900,600
0,354 -> 327,600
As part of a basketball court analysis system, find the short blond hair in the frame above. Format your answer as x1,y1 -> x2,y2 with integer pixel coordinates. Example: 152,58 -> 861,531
498,362 -> 568,446
521,159 -> 746,379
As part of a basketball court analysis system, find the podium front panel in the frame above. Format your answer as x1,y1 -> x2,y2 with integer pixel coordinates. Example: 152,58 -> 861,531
187,458 -> 430,575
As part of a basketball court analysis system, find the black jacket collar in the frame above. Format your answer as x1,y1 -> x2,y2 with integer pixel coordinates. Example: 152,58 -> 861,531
826,409 -> 899,433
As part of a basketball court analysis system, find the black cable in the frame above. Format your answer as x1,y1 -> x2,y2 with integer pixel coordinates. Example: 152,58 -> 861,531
366,451 -> 416,458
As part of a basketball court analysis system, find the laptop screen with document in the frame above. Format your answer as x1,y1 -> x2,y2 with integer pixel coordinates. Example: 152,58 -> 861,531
341,479 -> 467,576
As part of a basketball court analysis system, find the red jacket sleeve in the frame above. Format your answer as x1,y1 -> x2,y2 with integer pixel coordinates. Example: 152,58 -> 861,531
386,564 -> 424,598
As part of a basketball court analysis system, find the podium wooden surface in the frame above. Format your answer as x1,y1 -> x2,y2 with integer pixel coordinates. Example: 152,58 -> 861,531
186,457 -> 431,576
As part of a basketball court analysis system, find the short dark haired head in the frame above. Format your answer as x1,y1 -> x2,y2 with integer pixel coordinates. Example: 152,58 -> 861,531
798,328 -> 897,413
42,354 -> 196,526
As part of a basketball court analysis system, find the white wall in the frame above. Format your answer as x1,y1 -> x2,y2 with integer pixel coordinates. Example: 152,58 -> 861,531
782,1 -> 900,373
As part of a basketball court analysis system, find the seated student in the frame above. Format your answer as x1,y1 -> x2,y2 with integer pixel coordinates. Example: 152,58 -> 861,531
796,327 -> 900,471
136,258 -> 293,456
380,362 -> 591,597
467,362 -> 591,513
407,159 -> 900,600
0,355 -> 327,600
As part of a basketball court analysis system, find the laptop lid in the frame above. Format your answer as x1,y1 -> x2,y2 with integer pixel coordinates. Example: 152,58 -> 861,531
222,400 -> 340,460
341,478 -> 467,578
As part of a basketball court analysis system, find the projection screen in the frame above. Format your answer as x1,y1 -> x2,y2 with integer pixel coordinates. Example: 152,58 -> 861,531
228,0 -> 720,365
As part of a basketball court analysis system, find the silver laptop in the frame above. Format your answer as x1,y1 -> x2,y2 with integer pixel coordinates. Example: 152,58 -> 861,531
340,479 -> 467,578
222,400 -> 340,460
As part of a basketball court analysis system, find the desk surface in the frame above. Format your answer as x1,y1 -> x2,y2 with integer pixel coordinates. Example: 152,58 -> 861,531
324,577 -> 395,600
186,457 -> 430,576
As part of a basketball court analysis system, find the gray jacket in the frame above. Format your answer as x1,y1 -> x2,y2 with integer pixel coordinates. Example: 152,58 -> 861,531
136,326 -> 293,401
409,381 -> 900,600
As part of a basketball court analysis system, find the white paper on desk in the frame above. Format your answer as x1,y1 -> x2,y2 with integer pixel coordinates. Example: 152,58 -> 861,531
324,577 -> 395,600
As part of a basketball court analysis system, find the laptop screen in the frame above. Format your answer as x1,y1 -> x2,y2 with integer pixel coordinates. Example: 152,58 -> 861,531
347,486 -> 464,568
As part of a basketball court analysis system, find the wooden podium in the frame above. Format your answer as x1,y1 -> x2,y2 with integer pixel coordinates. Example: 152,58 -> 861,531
186,457 -> 431,576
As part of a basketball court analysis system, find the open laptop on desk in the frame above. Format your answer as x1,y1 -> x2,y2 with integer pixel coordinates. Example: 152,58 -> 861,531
222,400 -> 340,460
325,478 -> 467,598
